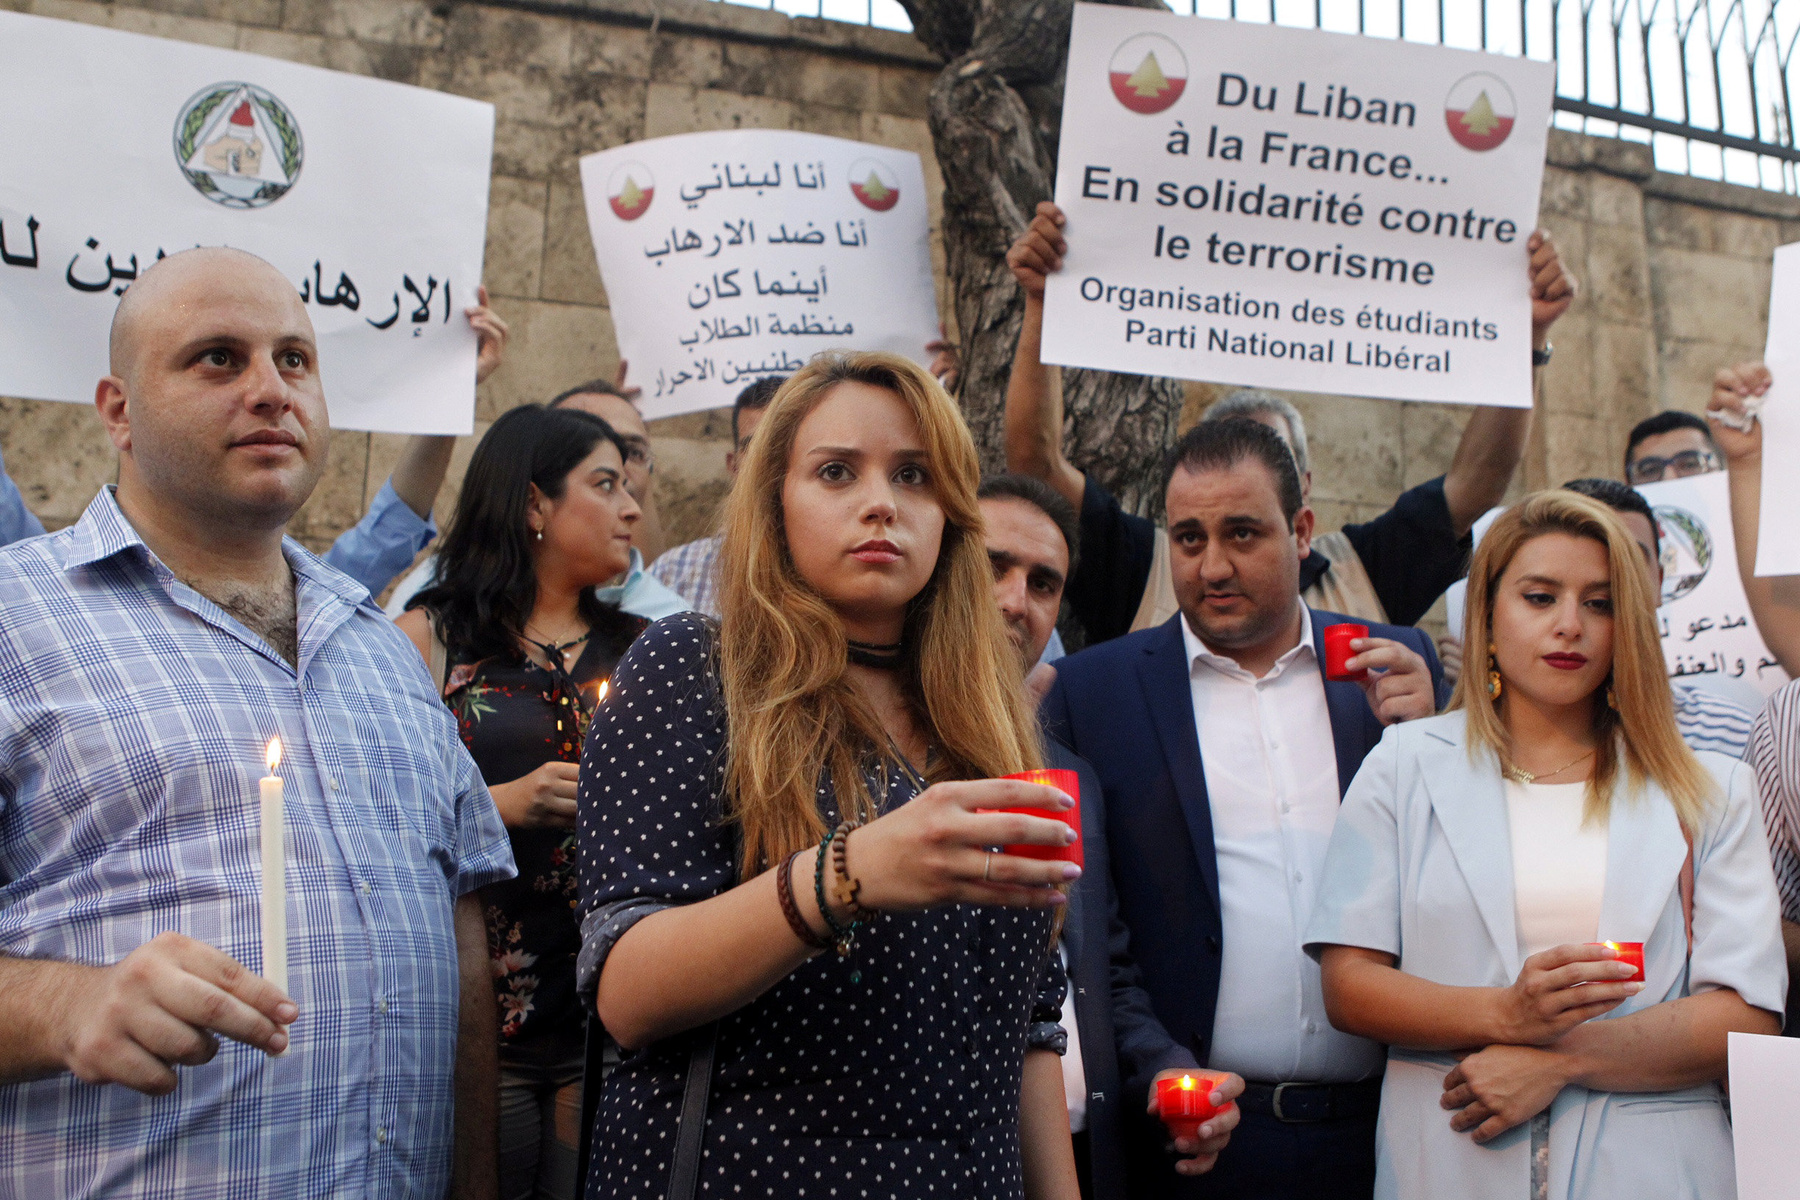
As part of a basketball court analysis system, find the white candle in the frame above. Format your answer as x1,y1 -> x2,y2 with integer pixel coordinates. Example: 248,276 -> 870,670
259,738 -> 286,999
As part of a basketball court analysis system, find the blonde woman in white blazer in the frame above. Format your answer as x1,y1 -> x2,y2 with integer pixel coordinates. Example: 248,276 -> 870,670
1305,490 -> 1785,1200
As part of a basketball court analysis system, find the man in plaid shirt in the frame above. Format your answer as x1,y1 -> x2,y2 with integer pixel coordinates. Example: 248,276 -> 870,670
644,375 -> 780,619
0,247 -> 515,1199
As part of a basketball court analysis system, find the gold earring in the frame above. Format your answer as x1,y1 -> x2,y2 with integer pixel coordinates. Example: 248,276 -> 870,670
1606,681 -> 1617,710
1487,642 -> 1503,700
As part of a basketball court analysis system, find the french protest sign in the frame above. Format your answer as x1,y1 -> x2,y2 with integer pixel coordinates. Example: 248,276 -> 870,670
1042,4 -> 1555,409
0,11 -> 494,435
580,130 -> 940,420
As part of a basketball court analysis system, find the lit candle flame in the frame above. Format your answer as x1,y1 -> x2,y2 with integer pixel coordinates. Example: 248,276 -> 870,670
265,737 -> 282,773
1604,941 -> 1622,952
1179,1075 -> 1195,1091
595,681 -> 610,705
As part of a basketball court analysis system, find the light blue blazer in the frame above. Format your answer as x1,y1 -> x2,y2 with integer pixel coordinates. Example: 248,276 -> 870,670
1303,709 -> 1787,1200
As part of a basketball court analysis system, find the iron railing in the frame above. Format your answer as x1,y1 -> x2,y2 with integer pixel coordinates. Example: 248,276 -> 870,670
720,0 -> 1800,194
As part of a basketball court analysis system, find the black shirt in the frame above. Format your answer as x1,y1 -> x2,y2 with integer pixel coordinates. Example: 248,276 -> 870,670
443,612 -> 646,1051
1068,473 -> 1470,644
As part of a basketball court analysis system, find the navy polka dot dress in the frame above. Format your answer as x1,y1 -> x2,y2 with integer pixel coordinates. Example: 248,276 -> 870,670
575,614 -> 1067,1199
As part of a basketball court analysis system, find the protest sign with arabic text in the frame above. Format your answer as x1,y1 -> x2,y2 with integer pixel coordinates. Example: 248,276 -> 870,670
1042,4 -> 1554,408
0,11 -> 493,435
1638,471 -> 1788,702
579,130 -> 939,419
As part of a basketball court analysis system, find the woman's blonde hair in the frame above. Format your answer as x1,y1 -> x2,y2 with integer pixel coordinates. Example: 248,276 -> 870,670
716,351 -> 1042,875
1452,489 -> 1713,831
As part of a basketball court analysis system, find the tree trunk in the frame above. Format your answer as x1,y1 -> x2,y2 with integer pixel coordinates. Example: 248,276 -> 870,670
901,0 -> 1183,518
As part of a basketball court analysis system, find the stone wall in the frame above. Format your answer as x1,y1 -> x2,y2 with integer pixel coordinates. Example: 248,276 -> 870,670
3,0 -> 1797,620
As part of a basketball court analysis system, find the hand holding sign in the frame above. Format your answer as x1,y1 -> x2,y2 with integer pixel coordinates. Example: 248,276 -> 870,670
1006,203 -> 1067,299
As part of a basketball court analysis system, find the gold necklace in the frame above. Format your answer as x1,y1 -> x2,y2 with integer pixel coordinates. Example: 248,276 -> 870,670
1503,747 -> 1595,785
525,622 -> 589,655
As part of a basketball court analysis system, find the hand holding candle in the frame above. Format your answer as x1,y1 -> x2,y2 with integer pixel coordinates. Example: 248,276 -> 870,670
1155,1071 -> 1233,1138
1148,1068 -> 1241,1175
1329,631 -> 1439,725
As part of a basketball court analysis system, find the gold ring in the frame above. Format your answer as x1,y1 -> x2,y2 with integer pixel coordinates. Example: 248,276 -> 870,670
983,852 -> 993,882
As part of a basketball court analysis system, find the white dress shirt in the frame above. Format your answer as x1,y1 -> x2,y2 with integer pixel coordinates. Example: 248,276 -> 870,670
1182,606 -> 1386,1083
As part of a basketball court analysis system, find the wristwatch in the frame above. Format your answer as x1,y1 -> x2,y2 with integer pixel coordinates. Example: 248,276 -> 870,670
1531,342 -> 1553,366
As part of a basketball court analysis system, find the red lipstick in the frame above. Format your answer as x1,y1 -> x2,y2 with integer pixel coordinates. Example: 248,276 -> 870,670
1543,652 -> 1588,671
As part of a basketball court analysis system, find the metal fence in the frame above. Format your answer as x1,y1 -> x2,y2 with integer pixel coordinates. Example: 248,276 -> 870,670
723,0 -> 1800,194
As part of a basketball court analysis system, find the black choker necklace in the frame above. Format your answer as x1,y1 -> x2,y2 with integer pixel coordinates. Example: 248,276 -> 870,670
846,638 -> 905,669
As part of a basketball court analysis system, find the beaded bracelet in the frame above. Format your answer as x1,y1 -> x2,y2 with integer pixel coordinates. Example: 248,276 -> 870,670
831,820 -> 866,915
814,825 -> 868,983
776,846 -> 832,951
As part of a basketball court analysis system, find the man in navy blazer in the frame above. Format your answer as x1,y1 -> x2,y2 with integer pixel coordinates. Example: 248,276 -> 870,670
1043,421 -> 1446,1199
979,474 -> 1241,1199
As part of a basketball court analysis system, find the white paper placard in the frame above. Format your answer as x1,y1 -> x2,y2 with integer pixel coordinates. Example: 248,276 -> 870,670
579,130 -> 940,420
1638,472 -> 1789,703
1042,4 -> 1553,408
0,11 -> 494,435
1755,241 -> 1800,576
1730,1032 -> 1800,1200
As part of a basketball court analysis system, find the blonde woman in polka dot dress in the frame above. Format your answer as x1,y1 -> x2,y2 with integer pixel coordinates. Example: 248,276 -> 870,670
575,352 -> 1083,1200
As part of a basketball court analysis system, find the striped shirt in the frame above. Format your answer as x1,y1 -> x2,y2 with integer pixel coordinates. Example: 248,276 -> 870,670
1750,680 -> 1800,923
1672,682 -> 1756,759
0,488 -> 515,1199
645,533 -> 722,619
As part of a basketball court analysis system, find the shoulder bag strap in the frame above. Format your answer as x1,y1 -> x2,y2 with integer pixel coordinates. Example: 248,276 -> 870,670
573,1016 -> 722,1200
666,1022 -> 720,1200
666,826 -> 739,1200
575,1020 -> 608,1195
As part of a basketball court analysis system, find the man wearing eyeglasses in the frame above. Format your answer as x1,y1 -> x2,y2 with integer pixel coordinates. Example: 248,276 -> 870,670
1623,409 -> 1725,485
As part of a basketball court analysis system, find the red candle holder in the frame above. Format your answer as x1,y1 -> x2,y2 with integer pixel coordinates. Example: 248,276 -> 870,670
1155,1072 -> 1233,1141
1322,623 -> 1369,682
1594,941 -> 1645,982
986,769 -> 1081,867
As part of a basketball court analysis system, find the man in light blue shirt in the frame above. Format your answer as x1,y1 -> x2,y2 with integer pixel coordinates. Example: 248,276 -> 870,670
0,247 -> 515,1198
0,289 -> 510,602
0,441 -> 44,546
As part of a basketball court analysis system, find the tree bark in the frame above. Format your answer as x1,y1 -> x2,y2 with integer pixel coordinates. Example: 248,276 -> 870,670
901,0 -> 1183,518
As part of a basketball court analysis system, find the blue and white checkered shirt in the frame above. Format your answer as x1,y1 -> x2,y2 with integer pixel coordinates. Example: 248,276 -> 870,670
645,534 -> 722,619
0,488 -> 514,1199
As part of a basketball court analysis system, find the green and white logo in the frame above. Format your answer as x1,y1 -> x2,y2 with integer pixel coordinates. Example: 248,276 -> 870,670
173,82 -> 303,209
1655,505 -> 1712,604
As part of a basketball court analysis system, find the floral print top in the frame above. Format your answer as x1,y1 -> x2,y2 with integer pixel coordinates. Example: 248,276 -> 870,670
444,611 -> 647,1049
